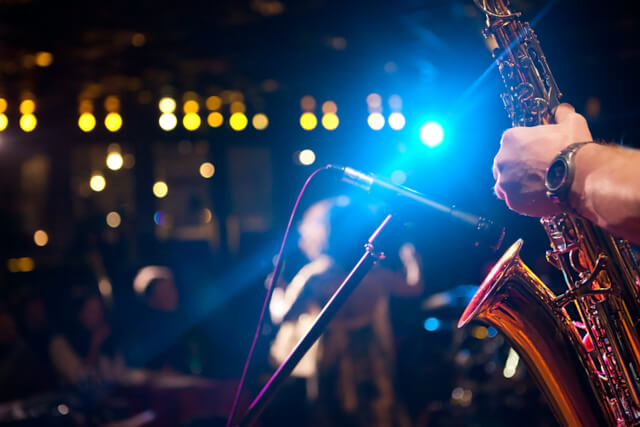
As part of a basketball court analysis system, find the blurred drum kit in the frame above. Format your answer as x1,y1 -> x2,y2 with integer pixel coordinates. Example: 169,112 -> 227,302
416,285 -> 554,426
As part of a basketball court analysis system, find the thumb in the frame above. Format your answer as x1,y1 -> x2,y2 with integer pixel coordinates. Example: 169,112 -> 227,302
553,103 -> 576,124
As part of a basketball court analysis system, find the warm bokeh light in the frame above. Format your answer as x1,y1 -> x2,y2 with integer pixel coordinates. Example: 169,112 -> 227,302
201,208 -> 213,224
153,181 -> 168,198
229,112 -> 248,131
106,153 -> 124,170
299,112 -> 317,131
321,101 -> 337,114
159,97 -> 177,113
229,91 -> 244,103
20,114 -> 37,132
159,113 -> 178,131
182,91 -> 198,102
183,100 -> 199,114
20,99 -> 36,114
300,95 -> 316,112
7,258 -> 20,273
131,33 -> 146,47
33,230 -> 48,247
17,257 -> 35,272
90,174 -> 106,192
104,96 -> 120,112
78,100 -> 93,113
230,101 -> 246,114
0,114 -> 7,131
183,113 -> 201,131
321,113 -> 339,130
388,112 -> 406,130
199,162 -> 215,178
252,113 -> 269,130
35,51 -> 53,67
123,154 -> 135,169
420,121 -> 445,147
366,93 -> 382,109
0,98 -> 7,113
98,277 -> 113,297
298,149 -> 316,165
367,112 -> 385,130
78,113 -> 96,132
207,112 -> 224,128
106,211 -> 121,228
206,96 -> 222,111
104,113 -> 123,132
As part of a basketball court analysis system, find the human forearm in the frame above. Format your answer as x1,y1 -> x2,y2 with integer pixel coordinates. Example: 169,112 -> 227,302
571,143 -> 640,244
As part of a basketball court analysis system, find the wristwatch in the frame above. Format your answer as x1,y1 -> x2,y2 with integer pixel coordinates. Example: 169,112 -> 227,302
545,141 -> 593,209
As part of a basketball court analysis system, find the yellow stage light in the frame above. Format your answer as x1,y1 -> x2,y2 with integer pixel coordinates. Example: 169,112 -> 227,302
207,112 -> 223,128
35,51 -> 53,67
230,101 -> 246,114
78,113 -> 96,132
229,112 -> 248,131
20,99 -> 36,115
183,100 -> 199,113
90,174 -> 106,192
321,113 -> 339,130
153,181 -> 168,198
20,114 -> 37,132
183,113 -> 201,131
367,112 -> 385,130
33,230 -> 48,247
159,97 -> 177,113
0,98 -> 7,113
199,162 -> 215,178
159,113 -> 177,131
299,112 -> 317,131
0,114 -> 7,131
206,96 -> 222,110
105,113 -> 122,132
298,149 -> 316,166
106,153 -> 124,170
252,113 -> 269,130
106,211 -> 121,228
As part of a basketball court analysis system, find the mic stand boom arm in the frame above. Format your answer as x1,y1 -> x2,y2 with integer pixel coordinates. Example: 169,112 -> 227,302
237,214 -> 394,426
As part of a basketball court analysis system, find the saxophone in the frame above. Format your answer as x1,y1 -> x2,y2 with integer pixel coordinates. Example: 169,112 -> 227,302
458,1 -> 640,425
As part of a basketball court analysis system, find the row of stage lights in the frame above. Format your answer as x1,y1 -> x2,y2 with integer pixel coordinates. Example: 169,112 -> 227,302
0,93 -> 445,147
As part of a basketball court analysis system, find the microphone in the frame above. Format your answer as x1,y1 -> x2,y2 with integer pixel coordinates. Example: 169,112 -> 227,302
329,165 -> 505,251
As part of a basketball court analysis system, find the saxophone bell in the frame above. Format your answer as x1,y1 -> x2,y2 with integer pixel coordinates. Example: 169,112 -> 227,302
459,239 -> 614,426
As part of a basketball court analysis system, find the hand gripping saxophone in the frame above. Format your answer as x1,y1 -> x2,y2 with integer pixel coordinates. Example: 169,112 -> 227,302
458,1 -> 640,425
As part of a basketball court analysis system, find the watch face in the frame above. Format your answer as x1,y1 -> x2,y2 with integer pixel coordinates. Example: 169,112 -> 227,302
546,158 -> 568,191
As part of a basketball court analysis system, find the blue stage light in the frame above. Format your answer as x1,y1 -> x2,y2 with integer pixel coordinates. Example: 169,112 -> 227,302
419,121 -> 444,147
424,317 -> 440,331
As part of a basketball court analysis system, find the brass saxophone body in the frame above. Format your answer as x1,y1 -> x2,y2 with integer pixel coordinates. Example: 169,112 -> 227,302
458,1 -> 640,425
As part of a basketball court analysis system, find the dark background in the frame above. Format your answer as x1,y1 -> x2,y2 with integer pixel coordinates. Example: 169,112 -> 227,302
1,0 -> 639,425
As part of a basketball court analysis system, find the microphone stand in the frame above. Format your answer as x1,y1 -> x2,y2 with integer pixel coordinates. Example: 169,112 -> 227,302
237,214 -> 394,426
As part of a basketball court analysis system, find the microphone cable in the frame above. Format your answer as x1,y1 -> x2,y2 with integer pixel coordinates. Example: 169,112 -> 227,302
226,165 -> 333,427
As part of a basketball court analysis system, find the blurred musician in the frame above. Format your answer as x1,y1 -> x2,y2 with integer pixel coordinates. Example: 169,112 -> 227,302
268,196 -> 423,426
